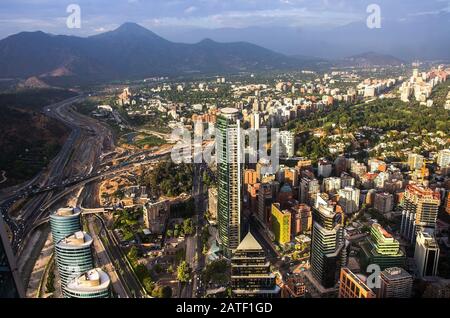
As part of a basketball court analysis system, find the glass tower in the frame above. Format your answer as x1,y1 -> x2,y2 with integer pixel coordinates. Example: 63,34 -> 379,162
310,204 -> 345,288
55,231 -> 94,293
217,108 -> 243,256
64,268 -> 111,298
50,207 -> 82,244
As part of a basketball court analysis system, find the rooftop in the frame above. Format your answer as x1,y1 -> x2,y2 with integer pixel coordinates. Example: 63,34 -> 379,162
57,231 -> 93,247
66,268 -> 110,291
236,232 -> 262,251
54,207 -> 81,217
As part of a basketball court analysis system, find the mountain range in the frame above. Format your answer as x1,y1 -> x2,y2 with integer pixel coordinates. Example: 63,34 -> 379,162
156,12 -> 450,61
0,22 -> 424,86
0,23 -> 311,84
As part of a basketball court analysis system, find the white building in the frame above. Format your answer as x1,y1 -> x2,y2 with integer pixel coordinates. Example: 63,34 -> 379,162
279,131 -> 295,158
414,231 -> 440,278
338,187 -> 360,214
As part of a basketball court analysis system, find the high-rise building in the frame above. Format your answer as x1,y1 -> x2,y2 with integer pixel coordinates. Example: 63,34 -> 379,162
360,223 -> 405,270
338,187 -> 360,214
64,268 -> 111,298
338,268 -> 376,298
143,199 -> 169,234
299,177 -> 320,205
231,232 -> 280,298
217,108 -> 243,256
437,149 -> 450,169
55,231 -> 94,291
318,159 -> 332,178
0,215 -> 25,298
400,184 -> 440,243
378,267 -> 413,298
50,207 -> 82,244
271,203 -> 291,245
310,204 -> 345,289
323,177 -> 341,194
290,203 -> 312,235
374,192 -> 394,213
279,131 -> 295,158
408,153 -> 424,171
414,231 -> 440,278
257,183 -> 272,226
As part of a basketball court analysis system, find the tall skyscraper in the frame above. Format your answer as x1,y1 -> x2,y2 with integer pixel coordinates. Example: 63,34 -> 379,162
378,267 -> 413,298
309,204 -> 346,289
0,215 -> 25,298
64,268 -> 111,298
217,108 -> 243,256
338,267 -> 376,298
414,231 -> 440,278
55,231 -> 94,292
50,207 -> 82,244
400,184 -> 440,243
231,232 -> 280,298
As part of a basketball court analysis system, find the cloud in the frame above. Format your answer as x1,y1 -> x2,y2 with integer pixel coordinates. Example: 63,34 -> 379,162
184,6 -> 198,14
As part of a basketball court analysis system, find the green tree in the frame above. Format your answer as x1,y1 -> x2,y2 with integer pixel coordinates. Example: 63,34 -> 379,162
142,277 -> 155,294
183,218 -> 194,236
177,261 -> 191,283
127,246 -> 139,266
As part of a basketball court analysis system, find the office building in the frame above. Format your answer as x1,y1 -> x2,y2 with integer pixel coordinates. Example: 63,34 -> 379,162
64,268 -> 111,298
338,268 -> 376,298
400,184 -> 440,243
414,231 -> 440,278
310,204 -> 345,289
0,215 -> 25,298
217,108 -> 243,256
360,223 -> 405,270
231,232 -> 280,298
257,183 -> 273,226
271,203 -> 291,245
55,231 -> 94,291
50,207 -> 82,244
378,267 -> 413,298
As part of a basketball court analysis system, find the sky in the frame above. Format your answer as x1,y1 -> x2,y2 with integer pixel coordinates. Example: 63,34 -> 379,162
0,0 -> 449,40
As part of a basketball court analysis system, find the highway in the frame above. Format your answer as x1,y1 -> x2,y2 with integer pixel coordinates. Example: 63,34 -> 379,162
0,94 -> 114,258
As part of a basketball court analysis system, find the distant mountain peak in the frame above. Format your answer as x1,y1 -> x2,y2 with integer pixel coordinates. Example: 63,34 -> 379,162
92,22 -> 165,41
114,22 -> 149,33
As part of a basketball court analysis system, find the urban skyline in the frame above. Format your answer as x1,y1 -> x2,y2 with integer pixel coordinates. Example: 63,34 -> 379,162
0,0 -> 449,306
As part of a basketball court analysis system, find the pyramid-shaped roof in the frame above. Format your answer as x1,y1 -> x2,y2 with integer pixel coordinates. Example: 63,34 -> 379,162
236,232 -> 262,251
